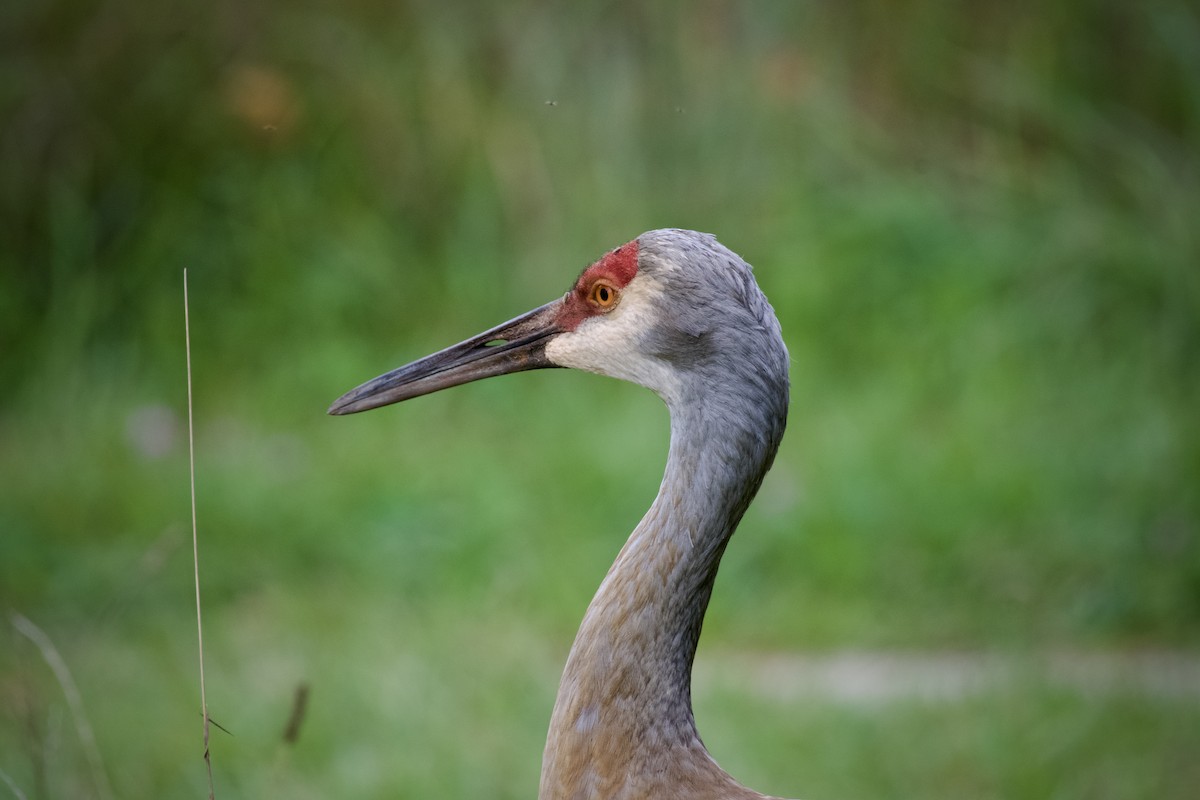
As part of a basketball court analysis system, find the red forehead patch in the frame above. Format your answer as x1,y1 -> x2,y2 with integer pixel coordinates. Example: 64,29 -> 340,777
556,239 -> 641,331
582,240 -> 639,288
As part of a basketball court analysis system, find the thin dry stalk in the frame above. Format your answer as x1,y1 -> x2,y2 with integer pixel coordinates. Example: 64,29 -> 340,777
185,269 -> 216,799
9,614 -> 112,800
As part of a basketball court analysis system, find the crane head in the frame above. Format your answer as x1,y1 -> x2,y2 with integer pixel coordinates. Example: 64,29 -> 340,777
328,229 -> 787,415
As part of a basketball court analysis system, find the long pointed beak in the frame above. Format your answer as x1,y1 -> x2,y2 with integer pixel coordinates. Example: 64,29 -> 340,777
328,299 -> 564,415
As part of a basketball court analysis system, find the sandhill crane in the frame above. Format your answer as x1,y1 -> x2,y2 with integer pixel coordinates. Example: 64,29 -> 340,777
330,229 -> 791,800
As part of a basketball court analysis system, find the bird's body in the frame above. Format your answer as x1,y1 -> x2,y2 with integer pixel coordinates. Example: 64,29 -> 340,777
331,230 -> 791,800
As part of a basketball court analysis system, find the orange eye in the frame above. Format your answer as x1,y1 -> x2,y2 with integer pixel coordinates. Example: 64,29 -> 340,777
588,279 -> 620,309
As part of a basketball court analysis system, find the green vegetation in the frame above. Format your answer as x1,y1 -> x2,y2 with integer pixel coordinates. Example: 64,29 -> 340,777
2,1 -> 1197,797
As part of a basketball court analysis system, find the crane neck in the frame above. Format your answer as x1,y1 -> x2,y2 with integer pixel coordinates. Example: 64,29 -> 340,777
539,379 -> 787,799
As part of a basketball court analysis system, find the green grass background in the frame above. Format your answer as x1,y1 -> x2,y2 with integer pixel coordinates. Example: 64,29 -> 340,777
2,1 -> 1198,797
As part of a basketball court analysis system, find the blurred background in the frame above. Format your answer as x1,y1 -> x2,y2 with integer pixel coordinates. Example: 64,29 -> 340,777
2,0 -> 1198,797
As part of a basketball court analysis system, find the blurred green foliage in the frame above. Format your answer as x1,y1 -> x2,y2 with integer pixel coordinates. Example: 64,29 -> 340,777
1,0 -> 1198,797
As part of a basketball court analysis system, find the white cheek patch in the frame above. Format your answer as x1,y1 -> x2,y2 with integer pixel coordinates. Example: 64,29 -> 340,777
546,277 -> 682,403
